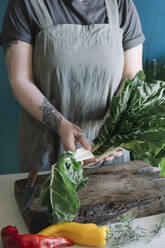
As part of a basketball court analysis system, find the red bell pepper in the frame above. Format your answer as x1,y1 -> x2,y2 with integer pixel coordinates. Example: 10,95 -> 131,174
1,225 -> 73,248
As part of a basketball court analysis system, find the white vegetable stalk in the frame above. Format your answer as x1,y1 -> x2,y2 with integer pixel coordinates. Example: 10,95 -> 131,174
74,147 -> 94,161
74,146 -> 123,161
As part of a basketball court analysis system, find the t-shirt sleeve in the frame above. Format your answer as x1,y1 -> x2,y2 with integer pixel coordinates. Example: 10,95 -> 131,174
0,0 -> 34,47
118,0 -> 145,51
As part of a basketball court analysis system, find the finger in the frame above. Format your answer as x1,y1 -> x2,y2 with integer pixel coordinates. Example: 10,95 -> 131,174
104,150 -> 123,161
117,149 -> 123,154
63,138 -> 77,151
113,149 -> 123,157
77,134 -> 91,150
105,157 -> 114,161
83,158 -> 98,166
115,151 -> 123,157
104,153 -> 115,161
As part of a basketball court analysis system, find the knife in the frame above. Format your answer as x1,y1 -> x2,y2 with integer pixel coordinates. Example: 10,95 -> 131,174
20,168 -> 38,212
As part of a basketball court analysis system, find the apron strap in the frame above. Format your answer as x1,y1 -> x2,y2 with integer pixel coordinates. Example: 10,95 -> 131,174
105,0 -> 120,27
30,0 -> 53,29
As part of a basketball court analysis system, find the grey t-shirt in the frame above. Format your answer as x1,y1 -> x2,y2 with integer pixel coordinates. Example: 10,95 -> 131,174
1,0 -> 145,51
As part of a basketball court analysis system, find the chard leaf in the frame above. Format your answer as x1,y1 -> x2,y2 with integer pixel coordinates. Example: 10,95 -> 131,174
92,71 -> 165,176
92,77 -> 133,150
40,151 -> 88,223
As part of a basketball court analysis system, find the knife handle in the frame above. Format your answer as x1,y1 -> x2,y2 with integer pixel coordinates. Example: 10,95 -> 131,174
26,169 -> 38,187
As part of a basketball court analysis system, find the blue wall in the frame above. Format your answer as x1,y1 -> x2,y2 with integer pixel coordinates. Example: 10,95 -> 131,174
0,0 -> 20,174
0,0 -> 165,174
135,0 -> 165,61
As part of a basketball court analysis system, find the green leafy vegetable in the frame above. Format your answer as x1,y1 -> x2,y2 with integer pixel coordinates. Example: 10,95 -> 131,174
40,151 -> 88,223
92,71 -> 165,175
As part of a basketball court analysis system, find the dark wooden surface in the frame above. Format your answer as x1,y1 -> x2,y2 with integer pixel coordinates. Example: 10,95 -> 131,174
14,160 -> 165,233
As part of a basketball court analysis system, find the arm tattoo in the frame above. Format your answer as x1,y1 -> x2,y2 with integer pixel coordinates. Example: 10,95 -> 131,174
5,40 -> 18,79
39,98 -> 63,133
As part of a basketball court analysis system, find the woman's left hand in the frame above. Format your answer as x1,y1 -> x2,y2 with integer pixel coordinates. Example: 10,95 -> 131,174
99,148 -> 123,163
83,149 -> 123,167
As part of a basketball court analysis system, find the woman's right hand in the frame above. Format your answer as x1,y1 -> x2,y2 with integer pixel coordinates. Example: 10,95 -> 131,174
58,119 -> 91,152
58,119 -> 100,166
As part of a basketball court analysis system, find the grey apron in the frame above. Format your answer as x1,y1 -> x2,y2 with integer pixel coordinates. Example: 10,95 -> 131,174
18,0 -> 130,172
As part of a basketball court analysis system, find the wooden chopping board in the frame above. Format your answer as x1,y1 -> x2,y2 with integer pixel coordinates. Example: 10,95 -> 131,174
14,160 -> 165,233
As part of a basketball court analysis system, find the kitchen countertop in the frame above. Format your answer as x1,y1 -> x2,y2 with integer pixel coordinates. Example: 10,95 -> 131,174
0,171 -> 165,248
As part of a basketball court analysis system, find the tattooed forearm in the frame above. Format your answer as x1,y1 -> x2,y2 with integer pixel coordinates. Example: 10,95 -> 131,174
5,40 -> 18,79
39,98 -> 63,133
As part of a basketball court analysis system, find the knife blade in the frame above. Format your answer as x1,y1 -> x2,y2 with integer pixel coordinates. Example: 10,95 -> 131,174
20,168 -> 38,212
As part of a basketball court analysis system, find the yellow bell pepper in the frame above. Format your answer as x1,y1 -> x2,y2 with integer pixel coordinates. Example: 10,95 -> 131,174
38,222 -> 110,247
